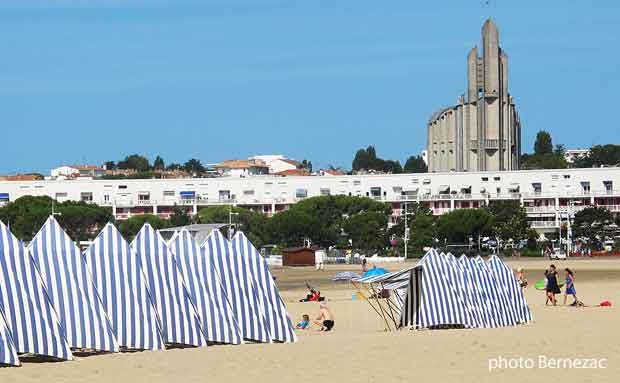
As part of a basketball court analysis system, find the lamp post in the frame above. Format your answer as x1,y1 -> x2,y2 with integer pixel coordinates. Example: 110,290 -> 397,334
403,201 -> 414,259
567,200 -> 582,256
228,204 -> 239,240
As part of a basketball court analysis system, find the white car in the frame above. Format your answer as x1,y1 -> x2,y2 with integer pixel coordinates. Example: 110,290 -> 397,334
549,249 -> 567,260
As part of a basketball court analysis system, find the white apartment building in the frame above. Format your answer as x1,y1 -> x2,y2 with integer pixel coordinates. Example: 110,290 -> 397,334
1,167 -> 618,234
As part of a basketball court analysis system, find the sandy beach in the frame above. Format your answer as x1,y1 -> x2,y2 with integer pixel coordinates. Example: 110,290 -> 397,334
2,257 -> 619,383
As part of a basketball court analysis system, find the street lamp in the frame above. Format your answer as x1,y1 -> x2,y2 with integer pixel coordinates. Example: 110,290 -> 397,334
228,204 -> 239,240
567,200 -> 582,256
403,201 -> 414,259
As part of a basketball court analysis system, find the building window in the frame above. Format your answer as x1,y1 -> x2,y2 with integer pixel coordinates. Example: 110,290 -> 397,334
481,177 -> 488,182
604,181 -> 613,192
563,174 -> 571,179
581,181 -> 591,193
243,190 -> 255,196
320,188 -> 330,196
118,185 -> 127,189
163,191 -> 175,198
370,187 -> 382,197
80,192 -> 93,202
295,189 -> 308,199
218,190 -> 231,201
103,194 -> 110,202
493,176 -> 501,181
353,180 -> 361,186
532,182 -> 542,193
138,192 -> 150,202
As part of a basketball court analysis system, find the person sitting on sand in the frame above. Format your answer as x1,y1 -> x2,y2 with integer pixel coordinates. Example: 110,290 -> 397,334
314,302 -> 335,332
563,268 -> 579,306
544,264 -> 561,306
516,267 -> 527,290
296,314 -> 311,330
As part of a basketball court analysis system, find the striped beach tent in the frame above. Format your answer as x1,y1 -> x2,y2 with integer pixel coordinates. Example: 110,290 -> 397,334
473,256 -> 517,327
487,255 -> 532,324
415,250 -> 476,329
0,221 -> 72,361
28,216 -> 119,352
84,223 -> 165,350
132,223 -> 206,347
231,232 -> 296,343
170,229 -> 242,345
387,250 -> 529,331
202,230 -> 271,343
458,255 -> 502,328
0,307 -> 19,366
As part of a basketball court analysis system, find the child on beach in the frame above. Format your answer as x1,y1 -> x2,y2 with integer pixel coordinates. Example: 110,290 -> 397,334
563,268 -> 579,306
296,314 -> 310,330
544,264 -> 561,306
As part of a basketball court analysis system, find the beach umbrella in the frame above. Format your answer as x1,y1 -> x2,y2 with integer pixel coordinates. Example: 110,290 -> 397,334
333,271 -> 361,281
28,216 -> 119,353
0,220 -> 73,361
362,268 -> 388,278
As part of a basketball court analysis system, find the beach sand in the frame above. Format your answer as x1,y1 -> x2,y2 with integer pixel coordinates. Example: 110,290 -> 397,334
2,258 -> 619,383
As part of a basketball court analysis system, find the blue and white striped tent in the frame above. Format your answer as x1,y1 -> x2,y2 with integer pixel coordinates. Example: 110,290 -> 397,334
202,230 -> 271,343
84,223 -> 165,351
372,250 -> 530,330
170,229 -> 242,345
28,216 -> 119,352
231,232 -> 296,343
0,307 -> 19,366
132,223 -> 206,347
487,255 -> 532,324
0,220 -> 72,361
473,256 -> 518,327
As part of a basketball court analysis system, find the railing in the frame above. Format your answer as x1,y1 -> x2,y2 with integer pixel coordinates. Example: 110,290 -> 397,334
530,221 -> 558,228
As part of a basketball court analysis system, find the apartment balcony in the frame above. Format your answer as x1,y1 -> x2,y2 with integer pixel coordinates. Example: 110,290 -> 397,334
530,221 -> 558,228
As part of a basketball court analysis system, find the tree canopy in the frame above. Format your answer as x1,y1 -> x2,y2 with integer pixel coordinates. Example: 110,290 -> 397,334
117,154 -> 151,172
403,155 -> 428,173
488,200 -> 529,242
521,130 -> 567,170
117,214 -> 168,241
352,146 -> 403,174
534,130 -> 553,155
153,155 -> 165,170
574,144 -> 620,168
0,196 -> 112,242
436,208 -> 495,244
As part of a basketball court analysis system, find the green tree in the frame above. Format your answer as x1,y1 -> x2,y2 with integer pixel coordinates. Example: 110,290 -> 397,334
169,206 -> 192,227
0,196 -> 112,242
56,201 -> 113,242
574,144 -> 620,168
166,162 -> 183,171
117,214 -> 168,241
0,196 -> 57,241
534,130 -> 553,155
198,206 -> 268,247
388,202 -> 436,255
572,207 -> 615,240
488,200 -> 529,242
104,161 -> 116,170
436,208 -> 495,244
184,158 -> 205,175
352,146 -> 374,171
342,211 -> 388,253
403,155 -> 428,173
153,155 -> 165,170
118,154 -> 150,172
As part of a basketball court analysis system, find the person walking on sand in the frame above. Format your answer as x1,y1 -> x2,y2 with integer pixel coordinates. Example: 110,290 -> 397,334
563,268 -> 579,306
314,302 -> 335,332
544,264 -> 561,306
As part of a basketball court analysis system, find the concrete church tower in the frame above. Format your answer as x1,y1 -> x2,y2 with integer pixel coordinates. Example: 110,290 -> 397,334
427,19 -> 521,173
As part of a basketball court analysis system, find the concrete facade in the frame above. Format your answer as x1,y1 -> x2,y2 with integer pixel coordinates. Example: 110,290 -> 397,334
427,19 -> 521,173
1,167 -> 619,235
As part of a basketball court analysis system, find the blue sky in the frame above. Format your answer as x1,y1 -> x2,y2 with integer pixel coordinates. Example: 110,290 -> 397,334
1,0 -> 619,174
